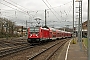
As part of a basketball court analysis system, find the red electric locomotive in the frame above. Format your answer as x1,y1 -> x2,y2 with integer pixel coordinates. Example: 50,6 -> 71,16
27,26 -> 50,43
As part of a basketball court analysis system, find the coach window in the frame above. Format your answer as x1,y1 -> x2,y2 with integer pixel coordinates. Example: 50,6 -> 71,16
57,33 -> 59,35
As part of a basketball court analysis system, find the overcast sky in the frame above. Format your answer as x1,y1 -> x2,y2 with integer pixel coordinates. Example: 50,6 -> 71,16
0,0 -> 88,28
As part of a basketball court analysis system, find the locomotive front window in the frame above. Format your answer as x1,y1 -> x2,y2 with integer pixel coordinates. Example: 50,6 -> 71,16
30,27 -> 39,33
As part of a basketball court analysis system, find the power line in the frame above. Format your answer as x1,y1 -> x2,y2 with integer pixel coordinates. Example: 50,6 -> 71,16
0,0 -> 31,17
1,13 -> 25,21
1,0 -> 73,23
42,0 -> 60,21
45,0 -> 61,18
0,2 -> 32,17
3,0 -> 27,13
1,0 -> 35,18
2,0 -> 46,20
9,0 -> 29,11
9,0 -> 46,12
2,0 -> 44,12
46,1 -> 72,10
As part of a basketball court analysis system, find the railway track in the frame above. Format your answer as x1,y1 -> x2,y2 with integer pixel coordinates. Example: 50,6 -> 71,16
0,44 -> 33,57
0,37 -> 33,57
28,39 -> 67,60
0,38 -> 27,49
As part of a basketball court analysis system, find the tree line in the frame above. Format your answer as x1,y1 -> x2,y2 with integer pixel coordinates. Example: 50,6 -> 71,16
0,17 -> 18,38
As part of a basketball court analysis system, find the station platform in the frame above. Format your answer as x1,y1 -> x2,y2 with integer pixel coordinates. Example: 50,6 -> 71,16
57,39 -> 87,60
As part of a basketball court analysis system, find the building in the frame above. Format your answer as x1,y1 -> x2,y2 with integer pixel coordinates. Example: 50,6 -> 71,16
14,26 -> 27,37
82,21 -> 87,37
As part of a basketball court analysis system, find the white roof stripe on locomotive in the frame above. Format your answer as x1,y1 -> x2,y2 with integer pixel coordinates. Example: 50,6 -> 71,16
40,27 -> 49,30
49,27 -> 56,31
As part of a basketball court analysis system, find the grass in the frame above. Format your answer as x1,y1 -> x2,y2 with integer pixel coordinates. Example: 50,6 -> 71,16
70,38 -> 87,48
71,38 -> 77,44
83,38 -> 88,48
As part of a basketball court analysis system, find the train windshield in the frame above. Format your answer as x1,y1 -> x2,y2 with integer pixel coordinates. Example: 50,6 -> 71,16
30,27 -> 39,33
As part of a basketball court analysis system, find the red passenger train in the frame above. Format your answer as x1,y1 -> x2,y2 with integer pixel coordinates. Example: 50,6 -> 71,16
27,26 -> 72,43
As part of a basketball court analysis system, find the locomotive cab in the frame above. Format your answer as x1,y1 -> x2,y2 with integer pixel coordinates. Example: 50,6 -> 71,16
27,27 -> 40,43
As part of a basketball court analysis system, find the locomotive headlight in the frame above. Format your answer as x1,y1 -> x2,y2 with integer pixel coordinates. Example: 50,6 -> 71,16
36,34 -> 37,36
30,34 -> 32,37
36,34 -> 38,36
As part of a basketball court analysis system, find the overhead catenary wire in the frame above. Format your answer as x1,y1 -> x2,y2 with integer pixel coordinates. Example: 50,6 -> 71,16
0,3 -> 43,26
3,0 -> 26,12
10,0 -> 72,12
0,0 -> 73,27
9,0 -> 73,22
1,14 -> 26,21
1,0 -> 33,18
9,0 -> 29,11
46,1 -> 72,10
3,0 -> 45,12
0,2 -> 32,17
44,0 -> 73,23
42,0 -> 60,21
0,0 -> 72,17
59,3 -> 73,22
0,0 -> 73,15
2,0 -> 45,20
45,0 -> 61,17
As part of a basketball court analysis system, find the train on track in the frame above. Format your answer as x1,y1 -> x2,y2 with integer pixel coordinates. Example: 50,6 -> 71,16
27,26 -> 72,43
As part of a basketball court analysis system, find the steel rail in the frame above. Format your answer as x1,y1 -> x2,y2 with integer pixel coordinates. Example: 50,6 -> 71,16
45,40 -> 67,60
0,44 -> 33,57
28,40 -> 67,60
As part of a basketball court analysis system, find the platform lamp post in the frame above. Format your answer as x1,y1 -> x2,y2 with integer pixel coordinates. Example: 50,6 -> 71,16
88,0 -> 90,60
72,0 -> 75,43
